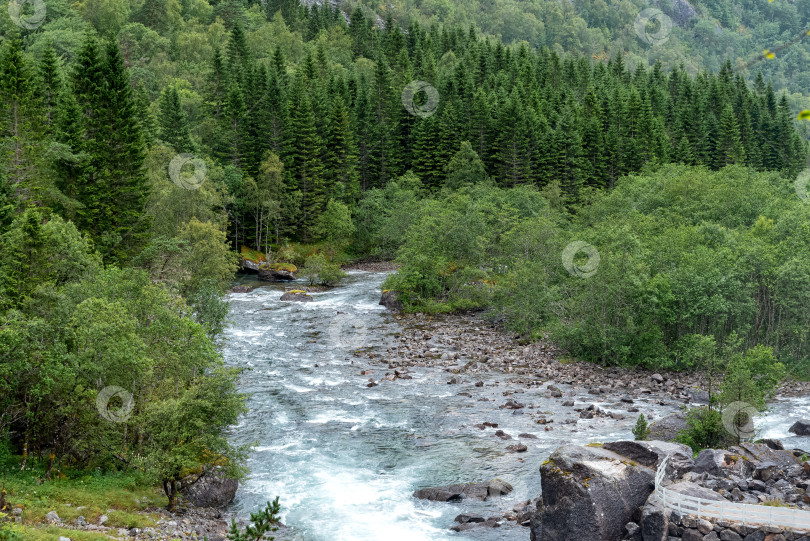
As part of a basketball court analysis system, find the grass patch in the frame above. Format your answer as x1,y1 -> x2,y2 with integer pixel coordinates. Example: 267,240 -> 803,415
240,245 -> 266,264
1,461 -> 164,535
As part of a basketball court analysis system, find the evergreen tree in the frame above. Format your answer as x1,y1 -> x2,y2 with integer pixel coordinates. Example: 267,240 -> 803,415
158,86 -> 194,153
717,104 -> 746,166
283,76 -> 324,240
0,37 -> 39,197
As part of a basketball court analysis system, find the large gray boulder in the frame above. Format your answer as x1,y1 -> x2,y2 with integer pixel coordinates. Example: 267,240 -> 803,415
413,479 -> 512,502
180,467 -> 239,508
603,440 -> 694,480
531,444 -> 656,541
647,412 -> 687,442
693,449 -> 729,476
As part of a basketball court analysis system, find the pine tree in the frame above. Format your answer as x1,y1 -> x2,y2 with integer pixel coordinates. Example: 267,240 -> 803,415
284,76 -> 324,240
37,42 -> 61,135
96,40 -> 149,260
0,37 -> 39,197
324,96 -> 360,202
158,86 -> 194,152
717,104 -> 746,166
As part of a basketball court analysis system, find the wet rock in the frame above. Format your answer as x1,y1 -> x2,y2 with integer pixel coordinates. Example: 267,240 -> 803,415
501,399 -> 525,409
519,433 -> 539,439
379,290 -> 402,311
454,514 -> 485,524
506,443 -> 528,452
414,480 -> 512,502
562,400 -> 574,406
180,466 -> 239,508
789,420 -> 810,436
230,285 -> 254,293
532,444 -> 655,541
280,290 -> 313,302
475,381 -> 484,387
547,385 -> 563,398
494,430 -> 512,440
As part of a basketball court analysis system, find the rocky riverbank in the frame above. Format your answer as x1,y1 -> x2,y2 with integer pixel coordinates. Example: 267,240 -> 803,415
362,311 -> 810,403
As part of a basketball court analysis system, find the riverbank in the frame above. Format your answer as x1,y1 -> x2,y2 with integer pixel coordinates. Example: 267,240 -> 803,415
362,311 -> 810,403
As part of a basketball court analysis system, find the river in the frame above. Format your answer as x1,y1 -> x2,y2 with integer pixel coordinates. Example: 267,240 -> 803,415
222,271 -> 810,541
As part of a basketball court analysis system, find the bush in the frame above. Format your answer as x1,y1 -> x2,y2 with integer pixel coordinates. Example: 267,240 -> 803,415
632,414 -> 650,441
301,253 -> 346,286
675,407 -> 730,453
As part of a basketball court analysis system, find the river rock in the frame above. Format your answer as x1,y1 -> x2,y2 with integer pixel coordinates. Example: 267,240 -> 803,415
413,479 -> 513,502
531,444 -> 655,541
280,290 -> 313,302
230,285 -> 254,293
179,467 -> 239,508
789,420 -> 810,436
379,290 -> 402,311
602,440 -> 694,479
647,412 -> 687,441
547,385 -> 562,398
258,264 -> 296,281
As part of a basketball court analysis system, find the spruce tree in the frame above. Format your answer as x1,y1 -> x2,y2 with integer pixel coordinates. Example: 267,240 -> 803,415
284,76 -> 324,240
158,86 -> 194,153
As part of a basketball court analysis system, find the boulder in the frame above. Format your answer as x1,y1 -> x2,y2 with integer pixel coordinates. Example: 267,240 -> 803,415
647,412 -> 687,442
280,290 -> 313,302
179,467 -> 239,508
666,481 -> 726,501
229,285 -> 254,293
46,511 -> 61,524
258,263 -> 297,281
640,503 -> 671,541
694,449 -> 729,476
547,385 -> 563,398
728,442 -> 799,470
531,445 -> 655,541
789,420 -> 810,436
413,479 -> 512,502
603,440 -> 694,479
379,290 -> 402,311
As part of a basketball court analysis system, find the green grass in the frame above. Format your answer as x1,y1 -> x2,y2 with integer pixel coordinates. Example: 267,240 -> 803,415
1,460 -> 165,537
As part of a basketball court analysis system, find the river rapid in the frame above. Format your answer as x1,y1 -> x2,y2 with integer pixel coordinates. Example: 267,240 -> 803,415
222,271 -> 810,541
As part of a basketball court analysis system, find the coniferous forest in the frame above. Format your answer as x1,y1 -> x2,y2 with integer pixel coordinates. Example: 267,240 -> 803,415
1,0 -> 810,535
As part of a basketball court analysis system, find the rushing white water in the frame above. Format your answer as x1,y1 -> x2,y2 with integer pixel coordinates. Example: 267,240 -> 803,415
222,271 -> 810,540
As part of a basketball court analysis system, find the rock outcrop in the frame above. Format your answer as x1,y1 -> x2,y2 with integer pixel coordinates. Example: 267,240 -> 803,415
530,444 -> 656,541
179,467 -> 238,508
413,479 -> 513,502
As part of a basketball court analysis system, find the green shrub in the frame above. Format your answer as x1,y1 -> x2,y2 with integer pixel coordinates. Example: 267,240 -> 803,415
301,254 -> 346,286
632,414 -> 651,441
675,407 -> 729,453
